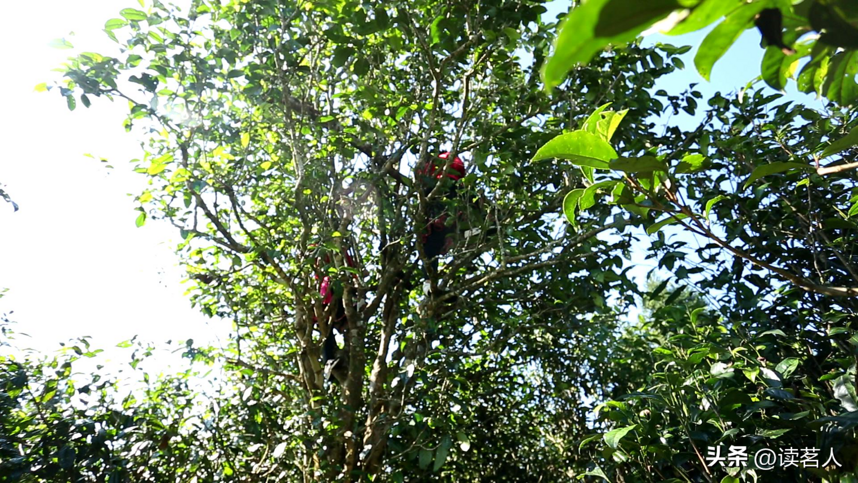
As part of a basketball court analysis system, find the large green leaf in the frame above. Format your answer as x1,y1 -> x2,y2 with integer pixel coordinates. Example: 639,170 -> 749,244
433,435 -> 451,471
543,0 -> 641,90
694,2 -> 768,81
593,0 -> 683,38
603,424 -> 637,449
761,45 -> 802,92
583,105 -> 629,142
532,131 -> 617,168
797,41 -> 835,93
563,189 -> 586,225
823,50 -> 858,106
120,8 -> 147,21
675,153 -> 708,173
580,180 -> 617,211
775,357 -> 800,378
418,448 -> 433,470
667,0 -> 744,36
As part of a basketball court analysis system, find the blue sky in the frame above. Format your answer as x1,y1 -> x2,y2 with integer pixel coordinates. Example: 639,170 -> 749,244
0,0 -> 826,355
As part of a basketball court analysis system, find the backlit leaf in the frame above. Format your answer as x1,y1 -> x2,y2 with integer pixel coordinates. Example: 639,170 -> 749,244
603,424 -> 636,449
694,3 -> 767,81
531,131 -> 617,169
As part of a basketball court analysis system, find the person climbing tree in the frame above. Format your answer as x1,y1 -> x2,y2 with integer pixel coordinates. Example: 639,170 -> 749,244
313,244 -> 356,383
418,152 -> 466,275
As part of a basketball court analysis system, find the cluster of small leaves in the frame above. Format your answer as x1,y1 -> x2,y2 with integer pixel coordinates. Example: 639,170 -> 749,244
538,89 -> 858,300
534,72 -> 858,480
0,303 -> 323,483
543,0 -> 858,106
577,282 -> 858,482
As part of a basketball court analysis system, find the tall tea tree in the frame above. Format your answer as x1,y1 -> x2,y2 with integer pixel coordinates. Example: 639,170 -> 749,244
52,0 -> 684,479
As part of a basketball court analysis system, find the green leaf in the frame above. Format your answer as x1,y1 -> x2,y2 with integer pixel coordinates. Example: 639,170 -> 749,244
668,0 -> 743,36
563,189 -> 586,225
41,389 -> 57,404
603,424 -> 636,449
721,477 -> 740,483
705,194 -> 726,219
333,46 -> 355,67
149,163 -> 168,176
120,8 -> 148,21
761,46 -> 792,92
353,58 -> 370,76
775,358 -> 800,378
593,0 -> 682,38
433,436 -> 451,472
823,50 -> 858,106
543,0 -> 641,90
584,105 -> 629,142
675,153 -> 708,173
798,42 -> 835,93
646,213 -> 688,235
579,433 -> 603,450
135,212 -> 147,227
694,3 -> 767,81
821,125 -> 858,159
49,38 -> 74,49
581,165 -> 595,183
580,466 -> 610,481
609,155 -> 666,173
579,181 -> 616,211
104,18 -> 128,31
430,16 -> 443,45
418,448 -> 433,470
743,162 -> 813,189
834,375 -> 858,411
531,131 -> 617,168
583,103 -> 612,130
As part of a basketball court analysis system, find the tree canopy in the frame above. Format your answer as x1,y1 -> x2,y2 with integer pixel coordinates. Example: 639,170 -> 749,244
2,0 -> 858,481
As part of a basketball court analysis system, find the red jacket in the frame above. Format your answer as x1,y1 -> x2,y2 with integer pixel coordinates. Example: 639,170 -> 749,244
418,152 -> 466,181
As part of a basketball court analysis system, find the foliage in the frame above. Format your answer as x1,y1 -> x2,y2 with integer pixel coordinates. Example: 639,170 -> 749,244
535,59 -> 858,483
37,0 -> 696,479
584,284 -> 858,481
543,0 -> 858,105
10,0 -> 858,480
0,314 -> 228,482
538,92 -> 858,299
